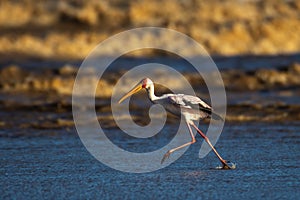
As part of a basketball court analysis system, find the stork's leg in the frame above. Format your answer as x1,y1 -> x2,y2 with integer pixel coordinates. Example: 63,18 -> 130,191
190,122 -> 232,168
161,121 -> 196,164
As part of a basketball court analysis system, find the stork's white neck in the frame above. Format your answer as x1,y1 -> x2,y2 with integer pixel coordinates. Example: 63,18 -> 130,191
147,84 -> 158,102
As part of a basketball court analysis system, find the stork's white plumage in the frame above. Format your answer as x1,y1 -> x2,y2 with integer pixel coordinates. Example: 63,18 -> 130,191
119,78 -> 235,169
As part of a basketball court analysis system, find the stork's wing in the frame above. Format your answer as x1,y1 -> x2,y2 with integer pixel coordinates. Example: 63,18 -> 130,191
167,94 -> 223,121
168,94 -> 211,111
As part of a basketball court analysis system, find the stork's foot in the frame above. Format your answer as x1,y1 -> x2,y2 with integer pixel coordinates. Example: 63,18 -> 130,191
217,160 -> 236,170
161,151 -> 171,164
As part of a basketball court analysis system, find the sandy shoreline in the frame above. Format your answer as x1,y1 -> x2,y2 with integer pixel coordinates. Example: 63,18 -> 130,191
1,57 -> 300,96
0,57 -> 300,134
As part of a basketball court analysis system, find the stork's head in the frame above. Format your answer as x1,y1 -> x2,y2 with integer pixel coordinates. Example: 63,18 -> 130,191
141,78 -> 153,90
118,78 -> 153,103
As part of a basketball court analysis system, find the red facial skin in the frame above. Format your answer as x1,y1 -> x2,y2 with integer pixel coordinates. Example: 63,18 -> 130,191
142,79 -> 148,88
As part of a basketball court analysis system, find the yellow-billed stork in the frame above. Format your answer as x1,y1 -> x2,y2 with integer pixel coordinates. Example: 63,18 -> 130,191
118,78 -> 235,169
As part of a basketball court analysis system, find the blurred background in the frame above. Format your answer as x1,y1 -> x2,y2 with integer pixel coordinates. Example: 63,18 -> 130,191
0,0 -> 300,129
1,0 -> 300,58
1,0 -> 300,199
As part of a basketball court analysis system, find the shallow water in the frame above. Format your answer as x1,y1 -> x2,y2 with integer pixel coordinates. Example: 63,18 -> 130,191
1,54 -> 300,198
1,123 -> 299,199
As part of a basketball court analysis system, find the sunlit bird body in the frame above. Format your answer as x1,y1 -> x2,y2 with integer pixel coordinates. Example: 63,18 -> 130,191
119,78 -> 235,169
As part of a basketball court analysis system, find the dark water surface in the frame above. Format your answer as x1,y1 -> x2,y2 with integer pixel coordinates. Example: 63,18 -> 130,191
2,53 -> 300,72
1,123 -> 299,199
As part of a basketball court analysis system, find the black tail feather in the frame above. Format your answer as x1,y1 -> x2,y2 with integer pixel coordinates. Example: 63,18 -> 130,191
211,111 -> 224,121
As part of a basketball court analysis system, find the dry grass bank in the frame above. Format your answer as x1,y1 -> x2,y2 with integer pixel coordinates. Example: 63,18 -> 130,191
0,0 -> 300,60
